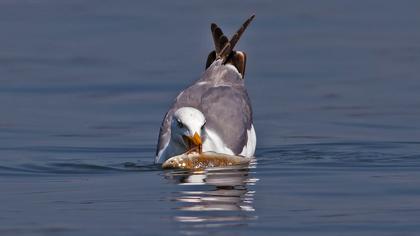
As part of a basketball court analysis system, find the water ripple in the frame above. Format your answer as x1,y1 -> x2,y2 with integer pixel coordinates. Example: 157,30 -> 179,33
1,141 -> 419,176
0,162 -> 160,176
256,141 -> 420,168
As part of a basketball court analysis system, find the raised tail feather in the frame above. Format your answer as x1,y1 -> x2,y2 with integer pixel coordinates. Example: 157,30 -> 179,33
205,14 -> 255,79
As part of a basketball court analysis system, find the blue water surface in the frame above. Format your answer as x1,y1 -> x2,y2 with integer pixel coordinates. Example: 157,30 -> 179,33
1,1 -> 420,235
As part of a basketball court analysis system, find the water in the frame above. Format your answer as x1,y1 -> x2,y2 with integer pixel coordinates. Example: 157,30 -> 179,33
1,1 -> 420,235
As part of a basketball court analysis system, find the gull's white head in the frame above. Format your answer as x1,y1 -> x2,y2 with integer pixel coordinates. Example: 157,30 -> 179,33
171,107 -> 206,152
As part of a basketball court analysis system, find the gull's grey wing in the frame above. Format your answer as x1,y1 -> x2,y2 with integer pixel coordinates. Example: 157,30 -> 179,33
200,85 -> 253,154
155,109 -> 172,158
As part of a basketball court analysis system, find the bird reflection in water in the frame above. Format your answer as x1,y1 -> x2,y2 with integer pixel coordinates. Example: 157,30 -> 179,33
163,163 -> 258,233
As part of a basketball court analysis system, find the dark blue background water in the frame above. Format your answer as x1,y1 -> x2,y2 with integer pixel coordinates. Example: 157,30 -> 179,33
1,1 -> 420,235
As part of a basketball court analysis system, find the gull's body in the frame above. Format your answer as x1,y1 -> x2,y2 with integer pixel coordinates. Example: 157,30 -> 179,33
155,15 -> 256,164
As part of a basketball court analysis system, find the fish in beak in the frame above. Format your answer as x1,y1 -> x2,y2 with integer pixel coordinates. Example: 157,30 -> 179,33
182,132 -> 202,153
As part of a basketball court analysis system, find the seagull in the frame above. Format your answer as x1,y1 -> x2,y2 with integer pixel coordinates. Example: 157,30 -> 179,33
155,15 -> 256,164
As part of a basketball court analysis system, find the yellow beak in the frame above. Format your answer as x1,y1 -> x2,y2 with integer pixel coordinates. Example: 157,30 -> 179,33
183,132 -> 202,153
188,132 -> 202,146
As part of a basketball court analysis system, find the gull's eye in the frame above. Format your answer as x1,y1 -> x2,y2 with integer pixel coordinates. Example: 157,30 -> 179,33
177,120 -> 184,128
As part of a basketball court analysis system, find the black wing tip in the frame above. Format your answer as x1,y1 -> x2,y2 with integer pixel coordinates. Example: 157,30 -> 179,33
207,14 -> 256,68
247,14 -> 256,28
220,14 -> 256,63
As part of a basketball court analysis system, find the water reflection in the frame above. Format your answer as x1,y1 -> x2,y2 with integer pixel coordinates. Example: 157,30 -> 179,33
164,164 -> 258,233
